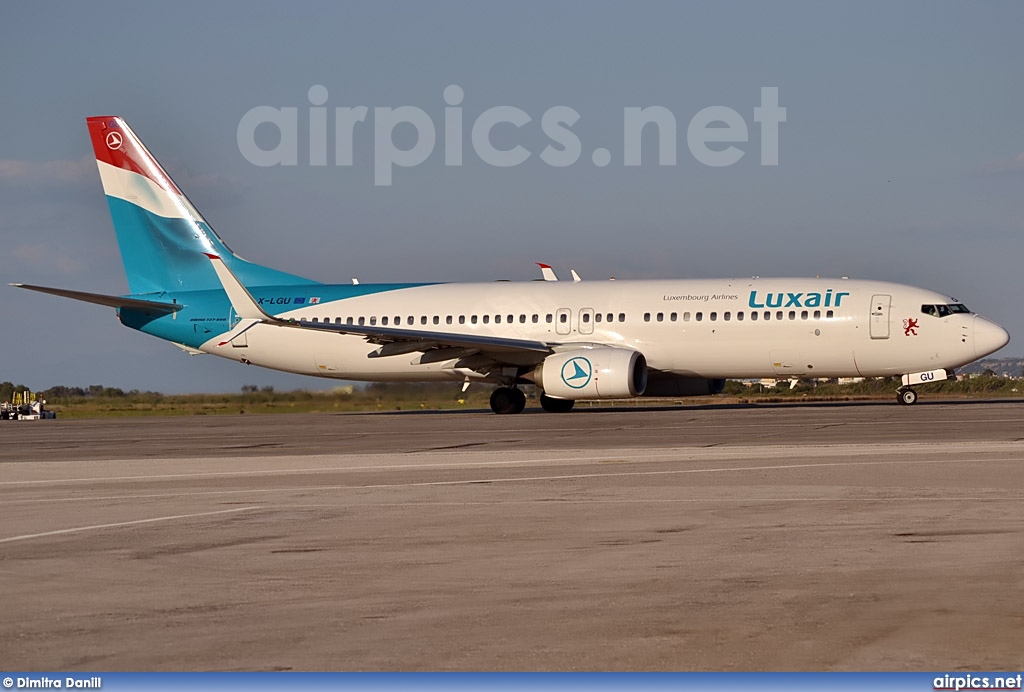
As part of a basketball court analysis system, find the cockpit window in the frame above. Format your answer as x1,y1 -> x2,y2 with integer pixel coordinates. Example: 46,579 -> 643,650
922,303 -> 971,318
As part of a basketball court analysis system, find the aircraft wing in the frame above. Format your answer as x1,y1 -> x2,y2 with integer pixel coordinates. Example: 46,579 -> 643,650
204,254 -> 553,359
11,284 -> 183,313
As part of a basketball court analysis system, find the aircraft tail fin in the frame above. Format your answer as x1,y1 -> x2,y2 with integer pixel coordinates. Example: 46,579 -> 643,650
86,116 -> 316,294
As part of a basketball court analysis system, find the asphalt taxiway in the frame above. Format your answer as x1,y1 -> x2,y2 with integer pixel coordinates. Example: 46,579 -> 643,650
1,401 -> 1022,670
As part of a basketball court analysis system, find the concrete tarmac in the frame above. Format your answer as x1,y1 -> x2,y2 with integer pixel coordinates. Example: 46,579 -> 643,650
1,401 -> 1022,670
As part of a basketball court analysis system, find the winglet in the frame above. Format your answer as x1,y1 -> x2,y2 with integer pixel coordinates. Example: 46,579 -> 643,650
204,255 -> 270,320
536,263 -> 559,281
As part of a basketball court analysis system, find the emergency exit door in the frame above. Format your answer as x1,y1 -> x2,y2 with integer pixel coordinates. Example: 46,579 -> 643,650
555,308 -> 571,335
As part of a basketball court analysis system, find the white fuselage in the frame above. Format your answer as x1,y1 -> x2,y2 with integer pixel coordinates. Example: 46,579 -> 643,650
197,278 -> 1004,383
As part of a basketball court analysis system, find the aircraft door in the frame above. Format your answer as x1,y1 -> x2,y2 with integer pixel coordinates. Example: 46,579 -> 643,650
578,308 -> 594,335
555,308 -> 572,335
870,294 -> 891,339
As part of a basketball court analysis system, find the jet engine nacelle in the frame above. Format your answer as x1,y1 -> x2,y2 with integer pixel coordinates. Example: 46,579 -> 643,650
534,347 -> 647,399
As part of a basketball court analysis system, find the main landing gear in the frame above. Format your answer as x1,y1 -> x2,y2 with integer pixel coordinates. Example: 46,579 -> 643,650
489,387 -> 526,414
539,392 -> 575,413
488,388 -> 577,414
896,387 -> 918,406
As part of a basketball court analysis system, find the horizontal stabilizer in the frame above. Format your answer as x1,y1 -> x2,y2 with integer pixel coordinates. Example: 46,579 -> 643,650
11,284 -> 182,313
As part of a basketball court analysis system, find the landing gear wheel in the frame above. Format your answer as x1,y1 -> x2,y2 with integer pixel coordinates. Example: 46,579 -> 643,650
897,388 -> 918,406
490,387 -> 526,414
540,392 -> 575,413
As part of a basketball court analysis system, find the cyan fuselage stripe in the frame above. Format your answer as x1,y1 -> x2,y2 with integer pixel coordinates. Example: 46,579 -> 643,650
118,284 -> 436,348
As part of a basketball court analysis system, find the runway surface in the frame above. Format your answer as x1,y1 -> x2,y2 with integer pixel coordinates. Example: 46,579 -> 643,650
1,401 -> 1023,670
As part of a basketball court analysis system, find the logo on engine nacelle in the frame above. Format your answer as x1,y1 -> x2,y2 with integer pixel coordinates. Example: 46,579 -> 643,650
560,356 -> 593,389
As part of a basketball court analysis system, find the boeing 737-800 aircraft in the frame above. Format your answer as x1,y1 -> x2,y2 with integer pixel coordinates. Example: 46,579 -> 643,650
13,117 -> 1011,413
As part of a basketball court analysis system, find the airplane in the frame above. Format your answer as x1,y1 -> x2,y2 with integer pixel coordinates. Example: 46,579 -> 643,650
13,116 -> 1011,414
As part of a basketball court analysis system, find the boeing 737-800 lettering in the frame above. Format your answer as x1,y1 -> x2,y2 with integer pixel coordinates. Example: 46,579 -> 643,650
13,117 -> 1010,413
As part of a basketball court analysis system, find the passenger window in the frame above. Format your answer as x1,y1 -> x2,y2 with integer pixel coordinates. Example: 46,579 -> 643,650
776,311 -> 783,320
656,312 -> 664,322
801,310 -> 808,320
532,314 -> 539,323
379,317 -> 386,325
607,313 -> 614,322
582,313 -> 591,323
519,314 -> 526,323
420,316 -> 427,325
334,317 -> 341,324
644,313 -> 651,322
751,312 -> 758,321
670,312 -> 677,322
683,312 -> 691,321
459,315 -> 465,324
595,313 -> 603,323
346,317 -> 354,325
813,310 -> 821,319
724,312 -> 731,321
764,311 -> 770,321
736,312 -> 744,321
507,314 -> 514,323
546,314 -> 553,323
618,313 -> 626,322
826,310 -> 834,319
710,312 -> 717,321
446,316 -> 453,325
483,315 -> 490,324
696,312 -> 703,322
559,313 -> 567,323
369,316 -> 377,325
495,315 -> 502,324
358,317 -> 365,326
788,311 -> 796,320
471,315 -> 478,324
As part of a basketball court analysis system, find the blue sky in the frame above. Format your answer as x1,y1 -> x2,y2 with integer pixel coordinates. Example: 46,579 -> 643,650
1,1 -> 1021,393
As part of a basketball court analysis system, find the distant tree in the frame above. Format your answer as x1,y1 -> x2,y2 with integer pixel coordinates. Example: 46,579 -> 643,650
241,385 -> 259,393
0,382 -> 30,402
982,368 -> 997,377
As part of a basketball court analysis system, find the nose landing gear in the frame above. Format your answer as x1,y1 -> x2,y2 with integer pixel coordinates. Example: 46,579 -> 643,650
896,368 -> 954,405
896,387 -> 918,405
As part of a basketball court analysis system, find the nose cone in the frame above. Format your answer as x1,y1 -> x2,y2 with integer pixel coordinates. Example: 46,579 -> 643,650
974,316 -> 1010,359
